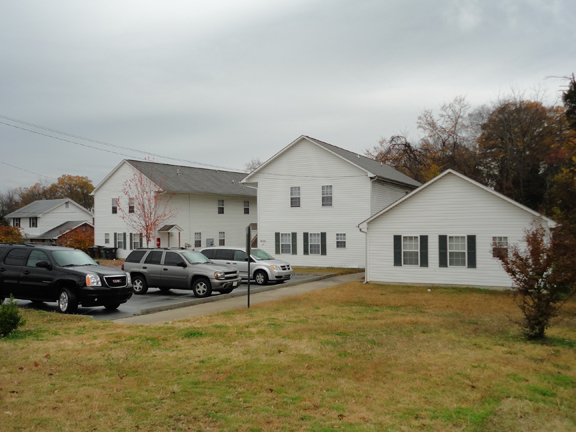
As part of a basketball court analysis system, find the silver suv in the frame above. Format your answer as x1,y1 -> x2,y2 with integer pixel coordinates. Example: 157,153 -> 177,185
122,249 -> 241,297
200,247 -> 293,285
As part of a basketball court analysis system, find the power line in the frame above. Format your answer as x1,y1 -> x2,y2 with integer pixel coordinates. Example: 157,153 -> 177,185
0,161 -> 58,181
0,115 -> 244,172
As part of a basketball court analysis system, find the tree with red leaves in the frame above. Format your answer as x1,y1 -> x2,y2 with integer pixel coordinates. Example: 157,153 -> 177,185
117,164 -> 177,248
495,222 -> 576,339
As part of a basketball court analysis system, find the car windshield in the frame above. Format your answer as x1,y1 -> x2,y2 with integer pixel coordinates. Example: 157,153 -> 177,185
52,250 -> 98,267
182,251 -> 212,264
251,249 -> 275,260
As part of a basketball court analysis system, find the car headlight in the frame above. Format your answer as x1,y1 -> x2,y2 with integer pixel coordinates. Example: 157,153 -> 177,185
126,272 -> 132,285
86,273 -> 102,286
214,271 -> 225,280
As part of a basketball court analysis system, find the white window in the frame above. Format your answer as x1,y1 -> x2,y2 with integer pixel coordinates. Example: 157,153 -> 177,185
336,233 -> 346,248
13,218 -> 20,227
492,236 -> 508,257
104,233 -> 110,244
129,198 -> 135,213
218,200 -> 224,214
112,198 -> 118,214
448,236 -> 466,266
280,233 -> 291,254
219,231 -> 225,246
309,233 -> 321,254
29,217 -> 38,228
65,202 -> 69,208
244,201 -> 250,214
132,233 -> 141,249
117,233 -> 124,250
194,232 -> 201,248
402,236 -> 419,265
322,185 -> 332,207
290,187 -> 300,207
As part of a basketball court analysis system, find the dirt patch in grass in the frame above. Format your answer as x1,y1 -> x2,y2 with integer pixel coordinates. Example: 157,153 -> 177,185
1,282 -> 575,431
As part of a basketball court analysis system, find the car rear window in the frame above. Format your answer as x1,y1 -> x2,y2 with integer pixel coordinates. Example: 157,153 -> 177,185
4,248 -> 30,266
215,249 -> 234,260
144,251 -> 163,264
126,250 -> 147,263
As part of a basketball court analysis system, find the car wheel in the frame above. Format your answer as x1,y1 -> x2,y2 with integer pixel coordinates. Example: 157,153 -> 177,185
58,288 -> 78,314
254,270 -> 268,286
218,288 -> 233,294
104,303 -> 120,310
159,287 -> 171,292
132,275 -> 148,295
192,278 -> 212,298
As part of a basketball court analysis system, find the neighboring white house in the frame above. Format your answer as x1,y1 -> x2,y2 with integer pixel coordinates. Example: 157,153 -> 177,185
359,169 -> 556,288
241,135 -> 421,267
92,160 -> 257,259
5,198 -> 93,242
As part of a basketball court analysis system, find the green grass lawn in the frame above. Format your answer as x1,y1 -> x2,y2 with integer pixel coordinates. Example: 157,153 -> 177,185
1,282 -> 575,431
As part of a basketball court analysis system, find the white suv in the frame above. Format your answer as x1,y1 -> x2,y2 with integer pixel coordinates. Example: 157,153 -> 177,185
200,247 -> 293,285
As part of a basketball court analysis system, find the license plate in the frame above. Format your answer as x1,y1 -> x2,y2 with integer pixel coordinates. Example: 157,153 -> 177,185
233,281 -> 238,287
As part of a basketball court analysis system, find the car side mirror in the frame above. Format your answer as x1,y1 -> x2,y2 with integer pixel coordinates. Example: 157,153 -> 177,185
177,261 -> 187,268
244,258 -> 249,261
36,260 -> 52,270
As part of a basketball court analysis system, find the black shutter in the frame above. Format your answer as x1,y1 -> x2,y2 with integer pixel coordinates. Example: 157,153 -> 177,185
393,235 -> 402,266
420,235 -> 428,267
123,233 -> 127,250
129,233 -> 133,250
275,232 -> 280,254
114,232 -> 118,248
139,233 -> 143,248
291,232 -> 297,255
467,235 -> 476,268
439,235 -> 447,267
320,232 -> 327,256
303,232 -> 309,255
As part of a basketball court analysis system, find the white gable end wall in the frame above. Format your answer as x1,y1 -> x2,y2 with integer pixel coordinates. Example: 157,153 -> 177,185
366,173 -> 550,287
371,180 -> 411,214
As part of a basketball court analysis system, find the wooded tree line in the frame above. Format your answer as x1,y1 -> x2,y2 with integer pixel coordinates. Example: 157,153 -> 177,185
366,77 -> 576,225
0,175 -> 94,225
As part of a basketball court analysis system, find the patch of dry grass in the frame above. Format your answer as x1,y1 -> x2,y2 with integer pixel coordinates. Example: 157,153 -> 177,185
292,266 -> 364,276
1,282 -> 575,431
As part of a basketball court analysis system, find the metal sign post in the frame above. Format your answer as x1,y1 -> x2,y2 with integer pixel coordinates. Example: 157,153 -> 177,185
246,225 -> 251,308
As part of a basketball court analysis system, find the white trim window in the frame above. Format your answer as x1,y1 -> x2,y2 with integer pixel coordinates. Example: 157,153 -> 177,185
448,236 -> 466,266
105,233 -> 110,244
309,233 -> 321,254
29,217 -> 38,228
129,198 -> 135,213
290,187 -> 300,207
218,200 -> 224,214
117,233 -> 124,250
132,233 -> 140,249
194,232 -> 201,248
322,185 -> 332,206
219,231 -> 225,246
280,233 -> 291,254
403,236 -> 419,265
336,233 -> 346,248
492,236 -> 508,257
244,201 -> 250,214
112,198 -> 118,214
13,218 -> 20,227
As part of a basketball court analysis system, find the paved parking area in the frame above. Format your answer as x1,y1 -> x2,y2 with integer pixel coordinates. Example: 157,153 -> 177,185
15,273 -> 333,320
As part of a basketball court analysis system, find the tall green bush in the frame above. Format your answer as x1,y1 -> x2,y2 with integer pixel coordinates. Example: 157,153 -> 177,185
0,295 -> 26,337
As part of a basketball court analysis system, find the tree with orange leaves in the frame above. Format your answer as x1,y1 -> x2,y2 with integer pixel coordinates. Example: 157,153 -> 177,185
0,225 -> 23,243
117,163 -> 177,247
55,225 -> 94,252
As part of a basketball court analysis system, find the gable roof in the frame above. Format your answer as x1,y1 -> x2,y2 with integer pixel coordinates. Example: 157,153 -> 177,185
5,199 -> 92,219
360,169 -> 556,227
36,220 -> 93,240
93,160 -> 256,197
242,135 -> 421,188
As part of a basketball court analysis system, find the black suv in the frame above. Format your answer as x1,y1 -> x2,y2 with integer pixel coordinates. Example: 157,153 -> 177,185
0,244 -> 133,314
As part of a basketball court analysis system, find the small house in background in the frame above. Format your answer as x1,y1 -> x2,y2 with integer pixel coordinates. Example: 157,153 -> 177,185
242,135 -> 421,267
92,160 -> 257,259
4,198 -> 94,243
360,169 -> 556,288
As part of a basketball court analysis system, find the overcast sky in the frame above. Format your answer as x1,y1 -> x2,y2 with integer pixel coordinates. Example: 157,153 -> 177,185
1,0 -> 574,192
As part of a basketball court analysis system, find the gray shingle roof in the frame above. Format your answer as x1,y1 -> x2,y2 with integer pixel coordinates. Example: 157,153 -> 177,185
127,160 -> 256,196
5,199 -> 70,218
36,221 -> 91,240
304,136 -> 421,188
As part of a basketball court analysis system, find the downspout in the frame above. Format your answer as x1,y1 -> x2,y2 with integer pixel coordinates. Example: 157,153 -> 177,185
358,223 -> 368,284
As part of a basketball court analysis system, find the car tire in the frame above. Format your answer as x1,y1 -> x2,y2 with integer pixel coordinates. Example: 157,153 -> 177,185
192,278 -> 212,298
132,275 -> 148,295
254,270 -> 268,286
218,288 -> 233,294
58,288 -> 78,314
104,303 -> 120,310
